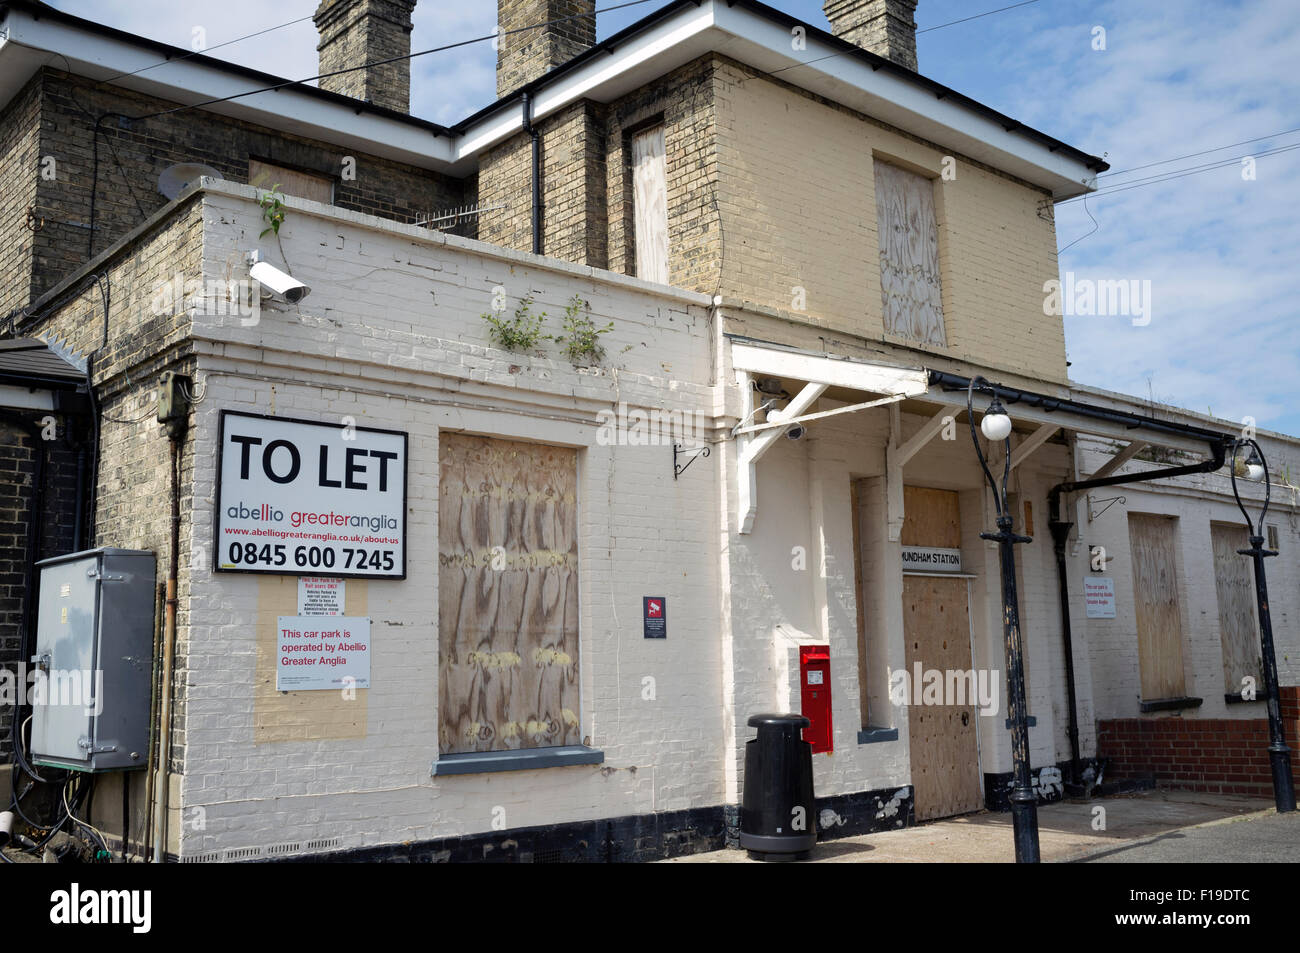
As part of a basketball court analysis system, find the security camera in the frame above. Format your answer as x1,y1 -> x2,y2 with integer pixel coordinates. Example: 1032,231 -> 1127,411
785,425 -> 806,441
248,252 -> 310,303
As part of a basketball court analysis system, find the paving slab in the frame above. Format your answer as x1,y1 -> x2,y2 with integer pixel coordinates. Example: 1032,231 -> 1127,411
661,790 -> 1275,863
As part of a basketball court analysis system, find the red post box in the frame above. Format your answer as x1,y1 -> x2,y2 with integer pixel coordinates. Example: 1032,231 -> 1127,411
799,645 -> 833,754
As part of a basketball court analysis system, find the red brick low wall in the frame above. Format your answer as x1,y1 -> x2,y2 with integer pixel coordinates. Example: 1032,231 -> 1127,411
1097,687 -> 1300,796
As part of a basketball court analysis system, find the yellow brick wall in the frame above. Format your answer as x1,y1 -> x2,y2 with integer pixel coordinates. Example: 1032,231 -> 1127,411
713,58 -> 1068,383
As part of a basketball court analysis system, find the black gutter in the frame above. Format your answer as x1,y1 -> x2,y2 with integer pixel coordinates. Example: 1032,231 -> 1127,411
929,370 -> 1230,447
932,369 -> 1232,790
522,92 -> 542,255
452,0 -> 1109,174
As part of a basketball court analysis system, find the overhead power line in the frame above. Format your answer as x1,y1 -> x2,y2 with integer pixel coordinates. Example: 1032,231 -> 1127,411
1100,125 -> 1300,179
127,0 -> 658,122
98,15 -> 315,85
739,0 -> 1044,85
1060,141 -> 1300,205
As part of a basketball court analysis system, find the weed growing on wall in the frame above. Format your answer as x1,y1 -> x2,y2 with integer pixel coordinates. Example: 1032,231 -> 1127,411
258,184 -> 287,239
551,295 -> 613,364
483,295 -> 547,353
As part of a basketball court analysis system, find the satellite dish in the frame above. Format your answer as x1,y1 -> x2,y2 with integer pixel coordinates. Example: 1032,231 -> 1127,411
158,163 -> 223,200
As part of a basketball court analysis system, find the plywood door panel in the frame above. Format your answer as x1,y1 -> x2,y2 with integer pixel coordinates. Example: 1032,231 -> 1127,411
904,575 -> 982,821
874,160 -> 946,347
438,433 -> 580,754
1211,522 -> 1261,695
249,158 -> 334,205
1127,514 -> 1186,700
901,485 -> 961,549
632,126 -> 669,284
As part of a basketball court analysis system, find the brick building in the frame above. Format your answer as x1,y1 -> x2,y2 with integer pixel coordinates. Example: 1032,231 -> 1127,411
0,0 -> 1295,861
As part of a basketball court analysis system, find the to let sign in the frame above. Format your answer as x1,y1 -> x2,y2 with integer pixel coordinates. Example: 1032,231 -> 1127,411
215,411 -> 407,578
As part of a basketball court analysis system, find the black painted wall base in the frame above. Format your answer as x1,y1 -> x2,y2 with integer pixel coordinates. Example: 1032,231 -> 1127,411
264,784 -> 917,864
982,754 -> 1107,806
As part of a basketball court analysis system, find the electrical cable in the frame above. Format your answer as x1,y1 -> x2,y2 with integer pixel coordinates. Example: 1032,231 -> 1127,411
97,15 -> 316,85
1060,141 -> 1300,205
736,0 -> 1044,85
125,0 -> 657,123
1098,125 -> 1300,178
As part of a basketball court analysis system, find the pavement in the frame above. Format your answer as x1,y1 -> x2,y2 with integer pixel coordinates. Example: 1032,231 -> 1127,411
661,790 -> 1287,863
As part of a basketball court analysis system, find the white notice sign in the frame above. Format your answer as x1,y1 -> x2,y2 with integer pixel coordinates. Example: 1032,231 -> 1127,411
1084,577 -> 1117,618
298,577 -> 345,615
215,411 -> 406,579
901,546 -> 963,573
276,615 -> 370,691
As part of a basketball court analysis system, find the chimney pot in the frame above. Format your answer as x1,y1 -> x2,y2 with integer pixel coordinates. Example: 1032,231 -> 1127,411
823,0 -> 919,72
314,0 -> 418,113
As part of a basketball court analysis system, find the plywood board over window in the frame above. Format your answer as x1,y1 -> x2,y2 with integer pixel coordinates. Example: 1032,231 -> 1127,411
874,160 -> 946,346
438,432 -> 581,754
632,126 -> 669,284
1211,522 -> 1262,695
1127,513 -> 1186,701
249,158 -> 334,205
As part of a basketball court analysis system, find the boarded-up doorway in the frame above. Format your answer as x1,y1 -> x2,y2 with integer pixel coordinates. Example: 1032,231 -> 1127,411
901,486 -> 982,821
438,432 -> 581,754
1127,513 -> 1186,701
1211,522 -> 1262,697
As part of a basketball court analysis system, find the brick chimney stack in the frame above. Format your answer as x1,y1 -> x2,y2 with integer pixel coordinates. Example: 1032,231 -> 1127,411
497,0 -> 596,98
314,0 -> 418,113
823,0 -> 919,72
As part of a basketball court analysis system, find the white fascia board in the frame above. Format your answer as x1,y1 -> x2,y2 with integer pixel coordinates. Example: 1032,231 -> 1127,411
0,385 -> 55,411
709,3 -> 1099,199
454,4 -> 716,161
731,341 -> 929,397
0,9 -> 456,170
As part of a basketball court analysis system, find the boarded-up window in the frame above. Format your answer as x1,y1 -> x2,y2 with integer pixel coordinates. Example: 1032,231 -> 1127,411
438,433 -> 580,754
249,158 -> 334,205
874,159 -> 946,346
632,126 -> 669,284
1127,513 -> 1186,700
1211,522 -> 1262,695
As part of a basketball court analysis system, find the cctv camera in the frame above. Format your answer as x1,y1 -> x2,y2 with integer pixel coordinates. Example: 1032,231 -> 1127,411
785,425 -> 805,441
249,256 -> 310,303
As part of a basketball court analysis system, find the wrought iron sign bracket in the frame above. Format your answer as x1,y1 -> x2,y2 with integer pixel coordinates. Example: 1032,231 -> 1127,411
673,443 -> 710,480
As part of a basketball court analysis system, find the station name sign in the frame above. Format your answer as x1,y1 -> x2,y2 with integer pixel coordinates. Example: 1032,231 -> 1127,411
215,411 -> 407,579
900,546 -> 963,573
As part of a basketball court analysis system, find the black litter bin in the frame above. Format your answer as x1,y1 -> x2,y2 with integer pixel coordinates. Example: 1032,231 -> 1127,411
739,712 -> 816,861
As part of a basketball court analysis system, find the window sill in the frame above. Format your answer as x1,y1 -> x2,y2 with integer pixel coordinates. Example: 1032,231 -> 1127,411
431,745 -> 605,777
857,727 -> 899,745
1140,696 -> 1204,714
1224,692 -> 1269,705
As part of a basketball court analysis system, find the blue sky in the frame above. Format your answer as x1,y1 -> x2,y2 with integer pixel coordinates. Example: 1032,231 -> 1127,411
49,0 -> 1300,435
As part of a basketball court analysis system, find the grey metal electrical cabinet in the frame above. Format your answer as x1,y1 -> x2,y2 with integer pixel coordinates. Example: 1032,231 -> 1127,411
30,548 -> 156,772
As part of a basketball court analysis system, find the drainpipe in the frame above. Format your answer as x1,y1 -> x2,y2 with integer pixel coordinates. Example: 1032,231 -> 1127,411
522,92 -> 542,255
151,419 -> 185,862
1046,438 -> 1229,790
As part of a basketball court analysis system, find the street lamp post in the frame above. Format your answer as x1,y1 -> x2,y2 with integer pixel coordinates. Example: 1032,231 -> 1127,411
1228,438 -> 1296,814
967,377 -> 1041,863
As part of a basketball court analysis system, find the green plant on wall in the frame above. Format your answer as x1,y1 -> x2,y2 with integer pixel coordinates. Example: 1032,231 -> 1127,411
551,295 -> 613,364
259,184 -> 286,239
482,295 -> 547,353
